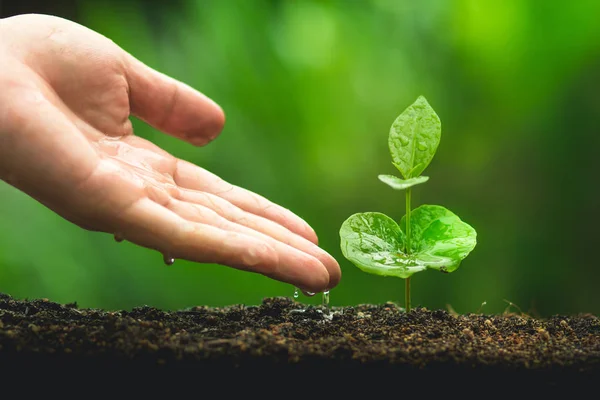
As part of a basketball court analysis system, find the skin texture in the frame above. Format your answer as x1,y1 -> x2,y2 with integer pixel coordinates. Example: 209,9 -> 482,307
0,14 -> 340,293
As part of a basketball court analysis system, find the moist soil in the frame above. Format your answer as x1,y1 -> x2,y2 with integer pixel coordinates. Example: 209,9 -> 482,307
0,292 -> 598,394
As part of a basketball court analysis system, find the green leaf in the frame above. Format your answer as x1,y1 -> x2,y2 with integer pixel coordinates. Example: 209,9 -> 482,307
389,96 -> 441,179
400,205 -> 477,272
340,212 -> 425,279
339,206 -> 477,279
378,174 -> 429,190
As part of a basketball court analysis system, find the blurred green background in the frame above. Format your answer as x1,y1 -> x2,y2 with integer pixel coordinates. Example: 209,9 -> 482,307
1,0 -> 599,317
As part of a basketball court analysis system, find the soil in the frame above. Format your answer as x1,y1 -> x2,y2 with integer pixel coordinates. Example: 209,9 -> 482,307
0,292 -> 598,395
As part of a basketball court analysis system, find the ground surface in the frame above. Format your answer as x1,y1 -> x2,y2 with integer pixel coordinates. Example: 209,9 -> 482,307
0,292 -> 598,393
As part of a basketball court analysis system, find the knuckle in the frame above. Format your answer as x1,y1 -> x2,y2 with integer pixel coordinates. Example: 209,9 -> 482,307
241,242 -> 272,268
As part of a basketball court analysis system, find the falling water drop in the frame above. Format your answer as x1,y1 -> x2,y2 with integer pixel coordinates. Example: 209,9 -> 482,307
163,254 -> 175,266
293,288 -> 299,299
114,233 -> 124,243
322,291 -> 330,315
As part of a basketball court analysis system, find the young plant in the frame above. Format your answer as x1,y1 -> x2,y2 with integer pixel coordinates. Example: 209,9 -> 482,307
339,96 -> 477,312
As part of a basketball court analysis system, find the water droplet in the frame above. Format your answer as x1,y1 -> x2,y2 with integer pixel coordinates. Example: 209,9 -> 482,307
305,291 -> 316,297
417,142 -> 427,151
322,290 -> 330,315
398,135 -> 409,146
163,254 -> 175,266
114,233 -> 124,243
293,288 -> 299,299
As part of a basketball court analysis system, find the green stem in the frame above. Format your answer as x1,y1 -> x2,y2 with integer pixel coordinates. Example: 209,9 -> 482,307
405,187 -> 412,313
405,187 -> 411,253
405,277 -> 411,313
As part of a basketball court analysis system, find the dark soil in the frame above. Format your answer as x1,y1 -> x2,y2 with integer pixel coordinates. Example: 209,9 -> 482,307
0,292 -> 598,394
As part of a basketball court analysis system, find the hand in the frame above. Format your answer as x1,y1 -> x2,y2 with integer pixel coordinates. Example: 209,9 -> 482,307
0,14 -> 340,293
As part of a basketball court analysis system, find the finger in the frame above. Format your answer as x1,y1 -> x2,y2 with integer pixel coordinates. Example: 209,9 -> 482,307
166,198 -> 331,292
123,54 -> 225,147
174,159 -> 319,244
117,198 -> 329,292
178,188 -> 341,289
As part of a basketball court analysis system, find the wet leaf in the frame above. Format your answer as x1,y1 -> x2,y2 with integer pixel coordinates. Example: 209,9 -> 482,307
389,96 -> 441,179
340,212 -> 424,278
378,174 -> 429,190
340,205 -> 477,278
400,205 -> 477,272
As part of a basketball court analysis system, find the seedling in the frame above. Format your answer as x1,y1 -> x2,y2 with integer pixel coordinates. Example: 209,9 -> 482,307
339,96 -> 477,312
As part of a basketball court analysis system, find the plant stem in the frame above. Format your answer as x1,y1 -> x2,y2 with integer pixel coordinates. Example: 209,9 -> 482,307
405,187 -> 412,313
405,277 -> 411,313
405,187 -> 411,253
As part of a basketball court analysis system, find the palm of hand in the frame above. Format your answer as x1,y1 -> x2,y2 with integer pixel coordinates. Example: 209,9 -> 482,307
0,14 -> 340,292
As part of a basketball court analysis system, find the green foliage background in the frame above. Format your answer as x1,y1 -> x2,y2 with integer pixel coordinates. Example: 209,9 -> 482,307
1,0 -> 600,316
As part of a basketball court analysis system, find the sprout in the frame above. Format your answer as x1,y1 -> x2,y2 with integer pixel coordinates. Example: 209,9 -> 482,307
340,96 -> 477,312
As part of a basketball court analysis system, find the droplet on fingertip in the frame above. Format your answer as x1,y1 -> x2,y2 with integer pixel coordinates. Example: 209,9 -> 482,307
304,291 -> 316,297
163,254 -> 175,266
114,233 -> 124,242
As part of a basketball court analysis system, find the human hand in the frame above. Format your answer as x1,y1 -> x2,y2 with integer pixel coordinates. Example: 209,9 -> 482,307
0,14 -> 340,293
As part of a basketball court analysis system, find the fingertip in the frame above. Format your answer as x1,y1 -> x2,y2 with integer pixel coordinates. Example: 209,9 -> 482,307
326,260 -> 342,290
306,225 -> 319,245
125,54 -> 226,146
302,261 -> 330,293
292,219 -> 318,244
309,247 -> 341,290
204,99 -> 226,142
186,96 -> 226,147
280,209 -> 318,245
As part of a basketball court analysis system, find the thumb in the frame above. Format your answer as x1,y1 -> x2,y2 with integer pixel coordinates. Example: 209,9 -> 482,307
124,54 -> 225,146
